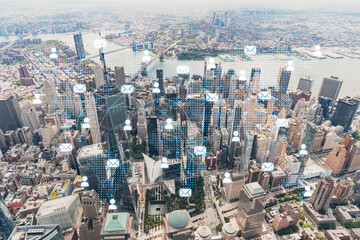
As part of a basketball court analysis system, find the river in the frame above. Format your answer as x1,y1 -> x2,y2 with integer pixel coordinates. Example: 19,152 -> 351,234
1,32 -> 359,98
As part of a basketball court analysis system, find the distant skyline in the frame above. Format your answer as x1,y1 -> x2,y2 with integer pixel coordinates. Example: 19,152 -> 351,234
1,0 -> 360,13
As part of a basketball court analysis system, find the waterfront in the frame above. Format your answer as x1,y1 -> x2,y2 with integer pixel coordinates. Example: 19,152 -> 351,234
1,32 -> 359,98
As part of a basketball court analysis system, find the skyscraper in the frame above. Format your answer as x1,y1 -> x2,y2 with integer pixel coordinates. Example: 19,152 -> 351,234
249,67 -> 261,95
74,33 -> 86,60
297,76 -> 314,92
148,116 -> 159,156
311,177 -> 335,213
156,69 -> 164,94
18,65 -> 30,78
325,135 -> 354,174
318,76 -> 343,106
318,96 -> 332,120
0,95 -> 23,131
94,65 -> 105,88
94,50 -> 126,151
331,96 -> 360,130
114,66 -> 125,88
84,92 -> 101,144
0,197 -> 15,239
81,190 -> 100,220
239,132 -> 254,173
234,182 -> 266,238
277,65 -> 291,95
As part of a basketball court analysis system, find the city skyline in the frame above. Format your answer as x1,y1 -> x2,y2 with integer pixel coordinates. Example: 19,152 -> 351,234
1,2 -> 360,240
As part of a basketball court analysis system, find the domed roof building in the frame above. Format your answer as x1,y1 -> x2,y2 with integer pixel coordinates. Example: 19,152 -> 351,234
221,222 -> 238,240
196,226 -> 211,240
168,210 -> 189,228
163,209 -> 194,240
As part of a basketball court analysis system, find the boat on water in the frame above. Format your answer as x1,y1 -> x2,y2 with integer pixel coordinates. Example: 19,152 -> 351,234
219,54 -> 235,62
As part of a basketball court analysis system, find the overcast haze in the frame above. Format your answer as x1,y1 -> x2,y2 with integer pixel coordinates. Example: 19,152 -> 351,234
1,0 -> 360,12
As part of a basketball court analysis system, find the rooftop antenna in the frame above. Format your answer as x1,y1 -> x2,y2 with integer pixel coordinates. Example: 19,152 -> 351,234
96,31 -> 109,87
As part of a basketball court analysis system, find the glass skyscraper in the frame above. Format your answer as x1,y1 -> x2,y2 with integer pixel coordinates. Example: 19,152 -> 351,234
0,197 -> 15,239
73,33 -> 86,60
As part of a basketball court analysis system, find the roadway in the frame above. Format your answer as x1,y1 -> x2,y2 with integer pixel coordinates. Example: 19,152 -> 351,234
83,46 -> 128,61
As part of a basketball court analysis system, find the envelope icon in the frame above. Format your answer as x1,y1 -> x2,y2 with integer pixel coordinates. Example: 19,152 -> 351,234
194,146 -> 206,155
244,46 -> 257,55
206,93 -> 219,102
59,143 -> 72,153
258,91 -> 271,100
179,188 -> 192,197
94,39 -> 106,49
276,119 -> 288,128
107,159 -> 119,168
262,162 -> 274,172
73,84 -> 86,93
177,66 -> 189,75
121,85 -> 134,94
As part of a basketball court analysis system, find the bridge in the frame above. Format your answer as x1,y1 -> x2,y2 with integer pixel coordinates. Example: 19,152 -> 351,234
130,43 -> 177,81
84,46 -> 128,61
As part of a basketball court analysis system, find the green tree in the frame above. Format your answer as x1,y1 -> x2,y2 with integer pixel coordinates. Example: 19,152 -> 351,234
216,224 -> 223,232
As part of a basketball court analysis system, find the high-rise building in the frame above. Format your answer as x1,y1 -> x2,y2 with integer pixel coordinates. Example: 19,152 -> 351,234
203,100 -> 213,137
222,69 -> 235,99
248,163 -> 262,183
234,182 -> 266,238
94,54 -> 126,152
18,65 -> 30,78
100,212 -> 133,240
0,197 -> 15,239
84,92 -> 101,144
147,116 -> 159,156
156,69 -> 164,94
80,217 -> 101,240
311,177 -> 336,213
331,180 -> 354,204
44,79 -> 56,110
137,110 -> 148,139
277,65 -> 291,95
0,95 -> 23,131
318,96 -> 332,120
249,67 -> 261,95
36,194 -> 83,230
325,135 -> 354,174
21,103 -> 41,131
291,89 -> 311,109
239,132 -> 254,173
81,190 -> 100,220
225,173 -> 246,202
331,96 -> 360,130
114,66 -> 125,88
297,76 -> 314,92
74,33 -> 86,60
94,65 -> 105,88
0,129 -> 7,150
318,76 -> 343,106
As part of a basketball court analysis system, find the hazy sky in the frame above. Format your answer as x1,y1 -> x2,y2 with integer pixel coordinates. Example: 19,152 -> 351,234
1,0 -> 360,12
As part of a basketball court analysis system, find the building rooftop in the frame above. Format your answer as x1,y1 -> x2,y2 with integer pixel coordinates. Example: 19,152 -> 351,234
36,194 -> 78,217
245,182 -> 264,195
103,213 -> 129,233
8,225 -> 60,240
168,210 -> 189,229
197,226 -> 211,238
223,222 -> 237,234
77,143 -> 103,164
